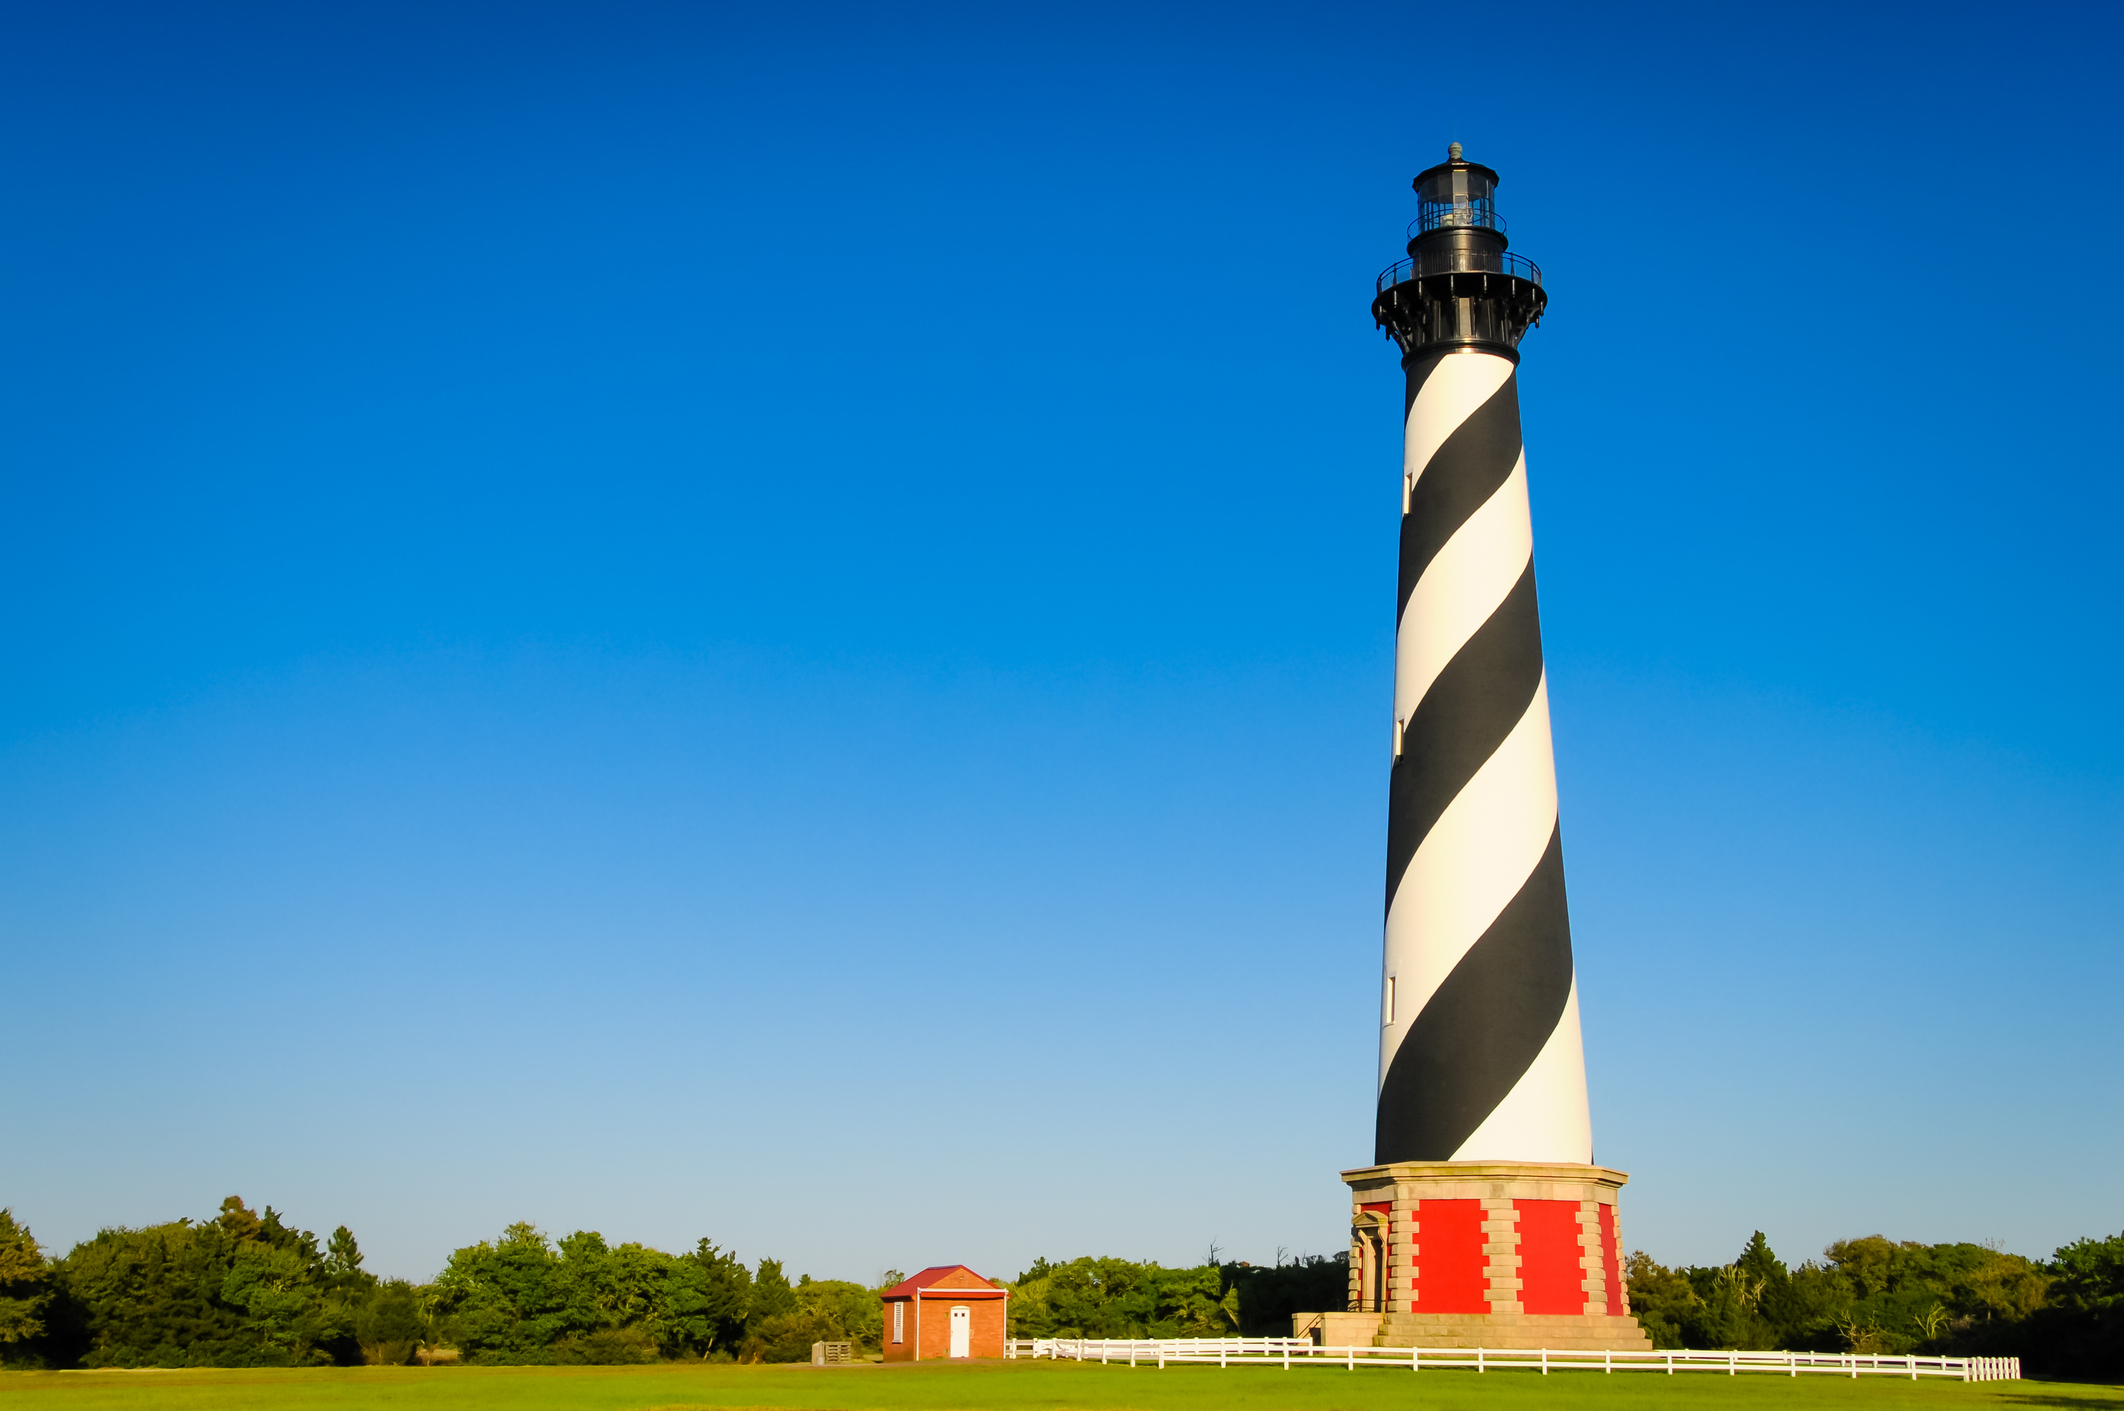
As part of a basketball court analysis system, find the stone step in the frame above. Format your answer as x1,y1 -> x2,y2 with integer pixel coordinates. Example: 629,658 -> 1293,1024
1372,1312 -> 1651,1351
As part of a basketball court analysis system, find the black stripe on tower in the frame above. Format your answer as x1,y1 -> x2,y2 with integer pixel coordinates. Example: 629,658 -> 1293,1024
1376,827 -> 1574,1163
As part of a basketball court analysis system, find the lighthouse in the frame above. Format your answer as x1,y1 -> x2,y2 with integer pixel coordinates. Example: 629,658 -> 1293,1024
1308,147 -> 1651,1351
1375,151 -> 1582,1165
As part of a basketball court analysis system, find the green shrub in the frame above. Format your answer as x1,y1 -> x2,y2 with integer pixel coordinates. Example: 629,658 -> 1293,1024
353,1280 -> 424,1366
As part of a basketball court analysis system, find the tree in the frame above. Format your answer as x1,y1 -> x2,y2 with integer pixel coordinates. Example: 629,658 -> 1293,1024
220,1242 -> 316,1357
2017,1232 -> 2124,1380
428,1223 -> 764,1364
1220,1254 -> 1347,1336
658,1239 -> 751,1358
1009,1257 -> 1240,1340
1011,1256 -> 1153,1337
749,1260 -> 796,1322
738,1258 -> 803,1362
216,1197 -> 263,1244
796,1277 -> 884,1349
53,1195 -> 346,1368
0,1210 -> 51,1360
1629,1239 -> 1786,1351
1624,1250 -> 1700,1348
431,1222 -> 571,1362
353,1281 -> 424,1366
2050,1233 -> 2124,1313
1625,1232 -> 2065,1358
322,1228 -> 369,1286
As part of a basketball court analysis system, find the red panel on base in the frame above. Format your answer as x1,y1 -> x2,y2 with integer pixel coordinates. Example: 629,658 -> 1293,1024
1514,1199 -> 1587,1315
1412,1198 -> 1486,1314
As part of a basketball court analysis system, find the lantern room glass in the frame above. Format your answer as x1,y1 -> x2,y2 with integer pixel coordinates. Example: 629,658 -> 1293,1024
1414,165 -> 1499,234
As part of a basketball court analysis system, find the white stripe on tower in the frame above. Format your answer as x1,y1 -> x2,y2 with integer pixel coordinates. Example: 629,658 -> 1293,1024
1375,346 -> 1591,1166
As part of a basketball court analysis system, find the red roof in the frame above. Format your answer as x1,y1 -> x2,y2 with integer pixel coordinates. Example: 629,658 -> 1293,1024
881,1265 -> 1005,1299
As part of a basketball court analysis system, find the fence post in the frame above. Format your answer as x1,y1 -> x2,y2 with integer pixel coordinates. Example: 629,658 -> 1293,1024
1412,1345 -> 1419,1373
1542,1348 -> 1548,1375
1729,1350 -> 1736,1376
1477,1348 -> 1484,1375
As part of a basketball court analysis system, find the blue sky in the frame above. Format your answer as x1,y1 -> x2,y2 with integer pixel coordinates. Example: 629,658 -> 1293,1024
2,0 -> 2118,1284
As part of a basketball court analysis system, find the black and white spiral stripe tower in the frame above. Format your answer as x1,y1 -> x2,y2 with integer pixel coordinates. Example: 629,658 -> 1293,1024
1368,146 -> 1589,1167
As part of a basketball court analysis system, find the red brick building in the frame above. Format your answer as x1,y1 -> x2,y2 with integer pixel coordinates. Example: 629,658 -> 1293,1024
880,1266 -> 1008,1361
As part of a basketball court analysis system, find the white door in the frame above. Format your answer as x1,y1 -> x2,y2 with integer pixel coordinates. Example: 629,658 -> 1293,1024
948,1304 -> 970,1358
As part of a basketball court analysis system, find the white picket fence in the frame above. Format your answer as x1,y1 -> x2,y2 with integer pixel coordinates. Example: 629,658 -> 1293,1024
1008,1336 -> 2019,1382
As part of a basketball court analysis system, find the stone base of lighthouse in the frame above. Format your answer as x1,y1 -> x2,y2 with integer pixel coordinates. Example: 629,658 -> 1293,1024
1290,1161 -> 1651,1350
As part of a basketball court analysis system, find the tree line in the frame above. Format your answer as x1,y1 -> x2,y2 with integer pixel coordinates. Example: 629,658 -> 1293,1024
1009,1253 -> 1347,1340
1629,1230 -> 2121,1379
0,1197 -> 1343,1369
0,1199 -> 881,1367
0,1198 -> 2114,1378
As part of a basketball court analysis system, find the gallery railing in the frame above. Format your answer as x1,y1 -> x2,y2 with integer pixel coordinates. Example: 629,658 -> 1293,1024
1376,249 -> 1543,297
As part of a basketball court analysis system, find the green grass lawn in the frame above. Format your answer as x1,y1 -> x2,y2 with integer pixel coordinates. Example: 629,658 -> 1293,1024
1,1360 -> 2118,1411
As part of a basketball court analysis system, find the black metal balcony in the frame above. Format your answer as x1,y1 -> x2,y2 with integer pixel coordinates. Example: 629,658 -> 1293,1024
1376,248 -> 1542,298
